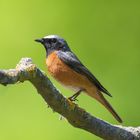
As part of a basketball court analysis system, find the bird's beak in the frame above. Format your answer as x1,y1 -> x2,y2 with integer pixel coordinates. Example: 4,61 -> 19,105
35,38 -> 43,43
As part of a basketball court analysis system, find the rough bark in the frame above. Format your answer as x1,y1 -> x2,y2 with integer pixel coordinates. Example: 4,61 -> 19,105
0,57 -> 140,140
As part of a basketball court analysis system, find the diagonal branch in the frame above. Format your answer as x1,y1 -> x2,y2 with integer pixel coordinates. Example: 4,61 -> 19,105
0,58 -> 140,140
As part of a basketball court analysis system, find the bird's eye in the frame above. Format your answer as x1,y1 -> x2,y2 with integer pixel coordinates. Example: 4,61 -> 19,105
51,38 -> 57,43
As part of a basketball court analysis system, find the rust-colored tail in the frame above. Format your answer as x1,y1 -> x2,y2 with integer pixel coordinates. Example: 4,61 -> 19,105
88,91 -> 123,123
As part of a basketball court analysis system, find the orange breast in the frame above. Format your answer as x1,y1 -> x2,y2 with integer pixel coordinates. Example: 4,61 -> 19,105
46,51 -> 97,93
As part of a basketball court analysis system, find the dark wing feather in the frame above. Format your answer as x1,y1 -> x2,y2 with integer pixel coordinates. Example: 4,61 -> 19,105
57,51 -> 112,97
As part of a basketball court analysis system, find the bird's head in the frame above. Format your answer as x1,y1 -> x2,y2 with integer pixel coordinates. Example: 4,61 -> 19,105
35,35 -> 70,55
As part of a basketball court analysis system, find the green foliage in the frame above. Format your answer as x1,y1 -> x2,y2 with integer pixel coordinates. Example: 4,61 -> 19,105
0,0 -> 140,139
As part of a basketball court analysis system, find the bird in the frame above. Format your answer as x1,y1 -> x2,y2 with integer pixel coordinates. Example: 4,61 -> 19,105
35,35 -> 122,123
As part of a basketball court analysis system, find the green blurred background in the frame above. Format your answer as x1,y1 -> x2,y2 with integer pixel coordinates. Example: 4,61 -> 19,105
0,0 -> 140,139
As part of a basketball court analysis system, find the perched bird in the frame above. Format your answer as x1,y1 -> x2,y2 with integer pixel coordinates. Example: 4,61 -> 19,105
35,35 -> 122,123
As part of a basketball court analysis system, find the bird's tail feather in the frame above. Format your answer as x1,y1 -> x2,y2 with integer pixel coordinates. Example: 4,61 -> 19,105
88,91 -> 123,123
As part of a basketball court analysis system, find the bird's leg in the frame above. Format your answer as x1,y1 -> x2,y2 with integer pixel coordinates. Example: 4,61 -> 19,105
68,89 -> 83,101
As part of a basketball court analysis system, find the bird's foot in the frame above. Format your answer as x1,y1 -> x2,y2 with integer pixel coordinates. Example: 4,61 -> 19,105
68,89 -> 83,102
68,96 -> 78,102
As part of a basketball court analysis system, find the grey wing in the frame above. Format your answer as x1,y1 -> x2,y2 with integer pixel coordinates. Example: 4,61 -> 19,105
57,51 -> 112,97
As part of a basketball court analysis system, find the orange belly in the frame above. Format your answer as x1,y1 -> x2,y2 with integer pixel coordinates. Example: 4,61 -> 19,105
46,51 -> 98,94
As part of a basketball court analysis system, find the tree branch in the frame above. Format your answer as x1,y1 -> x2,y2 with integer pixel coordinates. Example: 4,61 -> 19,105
0,58 -> 140,140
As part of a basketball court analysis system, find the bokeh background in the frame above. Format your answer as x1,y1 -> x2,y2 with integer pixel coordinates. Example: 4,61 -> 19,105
0,0 -> 140,140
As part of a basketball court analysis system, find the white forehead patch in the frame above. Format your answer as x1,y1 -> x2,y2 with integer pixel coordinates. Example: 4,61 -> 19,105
43,35 -> 60,39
